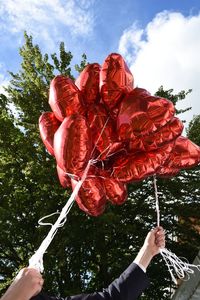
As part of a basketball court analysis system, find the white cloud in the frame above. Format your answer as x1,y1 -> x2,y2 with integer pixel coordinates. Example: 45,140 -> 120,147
0,0 -> 94,50
118,11 -> 200,127
0,78 -> 8,95
0,64 -> 9,95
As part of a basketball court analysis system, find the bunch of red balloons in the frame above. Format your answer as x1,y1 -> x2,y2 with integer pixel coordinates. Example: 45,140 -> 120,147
39,53 -> 200,216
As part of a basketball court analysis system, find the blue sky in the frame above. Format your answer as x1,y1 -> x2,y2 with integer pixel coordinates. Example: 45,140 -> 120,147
0,0 -> 200,127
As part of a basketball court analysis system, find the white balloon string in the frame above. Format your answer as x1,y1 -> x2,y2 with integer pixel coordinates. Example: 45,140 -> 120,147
153,175 -> 200,284
159,248 -> 200,285
153,175 -> 160,227
29,159 -> 92,273
95,145 -> 111,161
38,212 -> 63,227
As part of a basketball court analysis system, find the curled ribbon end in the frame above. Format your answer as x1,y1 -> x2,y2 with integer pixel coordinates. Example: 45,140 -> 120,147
160,248 -> 200,284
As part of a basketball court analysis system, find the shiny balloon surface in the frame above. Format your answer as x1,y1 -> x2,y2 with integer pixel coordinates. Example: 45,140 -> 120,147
39,53 -> 200,216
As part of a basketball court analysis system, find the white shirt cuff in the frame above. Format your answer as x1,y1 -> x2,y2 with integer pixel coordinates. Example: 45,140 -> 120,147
133,261 -> 146,273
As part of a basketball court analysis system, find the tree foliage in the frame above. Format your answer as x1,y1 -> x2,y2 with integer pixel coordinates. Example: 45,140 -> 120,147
0,33 -> 199,299
155,85 -> 192,120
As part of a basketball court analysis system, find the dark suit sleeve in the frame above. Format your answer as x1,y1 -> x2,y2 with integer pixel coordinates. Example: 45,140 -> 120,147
32,262 -> 150,300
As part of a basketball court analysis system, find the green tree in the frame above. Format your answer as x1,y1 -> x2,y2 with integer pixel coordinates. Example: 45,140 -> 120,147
0,33 -> 200,300
187,114 -> 200,145
0,32 -> 88,296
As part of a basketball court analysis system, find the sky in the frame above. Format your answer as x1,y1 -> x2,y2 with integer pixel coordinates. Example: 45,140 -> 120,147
0,0 -> 200,130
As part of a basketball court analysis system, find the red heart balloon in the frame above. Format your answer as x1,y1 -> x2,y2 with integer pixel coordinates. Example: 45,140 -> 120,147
100,53 -> 134,111
49,75 -> 84,122
54,115 -> 92,178
117,88 -> 175,140
75,63 -> 101,105
129,117 -> 183,153
157,166 -> 180,178
169,136 -> 200,168
71,177 -> 107,216
157,136 -> 200,177
39,112 -> 61,156
112,143 -> 174,183
103,177 -> 127,205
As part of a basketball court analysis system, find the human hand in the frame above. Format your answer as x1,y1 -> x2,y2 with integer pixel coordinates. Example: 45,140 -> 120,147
1,267 -> 44,300
143,226 -> 165,257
